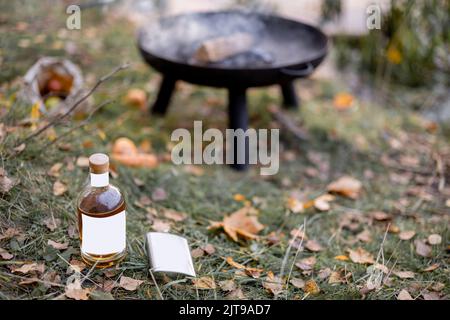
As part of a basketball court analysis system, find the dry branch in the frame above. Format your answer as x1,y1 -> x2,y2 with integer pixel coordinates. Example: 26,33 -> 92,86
268,105 -> 309,141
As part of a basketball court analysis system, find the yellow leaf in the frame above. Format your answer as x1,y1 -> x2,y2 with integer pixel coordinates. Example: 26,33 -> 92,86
387,45 -> 402,64
233,194 -> 246,202
46,127 -> 57,141
30,102 -> 40,131
333,92 -> 354,111
97,129 -> 106,141
334,255 -> 349,261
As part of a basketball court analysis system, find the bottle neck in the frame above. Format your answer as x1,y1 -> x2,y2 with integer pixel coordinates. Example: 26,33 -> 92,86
90,172 -> 109,187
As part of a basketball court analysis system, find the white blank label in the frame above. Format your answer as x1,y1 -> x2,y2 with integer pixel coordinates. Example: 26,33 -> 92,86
81,211 -> 126,255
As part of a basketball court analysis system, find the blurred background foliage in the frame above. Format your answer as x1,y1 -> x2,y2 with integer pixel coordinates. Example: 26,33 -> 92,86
325,0 -> 449,88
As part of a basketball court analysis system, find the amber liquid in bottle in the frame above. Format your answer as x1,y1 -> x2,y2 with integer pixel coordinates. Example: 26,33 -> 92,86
77,153 -> 126,268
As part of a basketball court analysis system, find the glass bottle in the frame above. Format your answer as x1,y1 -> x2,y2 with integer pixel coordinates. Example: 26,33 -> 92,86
77,153 -> 126,268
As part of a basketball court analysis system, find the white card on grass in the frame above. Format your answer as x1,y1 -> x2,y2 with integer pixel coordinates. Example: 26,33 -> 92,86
145,232 -> 196,277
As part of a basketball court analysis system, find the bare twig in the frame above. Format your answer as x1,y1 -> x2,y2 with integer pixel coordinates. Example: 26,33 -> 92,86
18,63 -> 129,146
149,269 -> 164,300
268,105 -> 309,141
284,218 -> 306,300
433,151 -> 446,192
40,99 -> 113,150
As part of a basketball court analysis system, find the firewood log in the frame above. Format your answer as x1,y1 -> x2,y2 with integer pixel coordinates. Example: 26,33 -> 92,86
194,32 -> 254,63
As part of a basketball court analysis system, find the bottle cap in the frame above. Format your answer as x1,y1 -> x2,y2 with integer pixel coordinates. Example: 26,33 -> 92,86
89,153 -> 109,174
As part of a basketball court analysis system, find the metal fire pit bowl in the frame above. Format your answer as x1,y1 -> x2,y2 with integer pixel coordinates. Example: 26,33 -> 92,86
138,10 -> 328,170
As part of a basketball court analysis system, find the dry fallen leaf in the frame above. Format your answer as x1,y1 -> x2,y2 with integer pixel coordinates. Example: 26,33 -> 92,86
162,208 -> 187,222
53,181 -> 67,196
0,168 -> 16,194
47,163 -> 63,177
19,277 -> 40,286
113,153 -> 158,169
152,187 -> 167,202
125,88 -> 146,110
43,217 -> 61,231
333,92 -> 354,111
318,268 -> 332,280
356,229 -> 372,243
112,137 -> 158,168
226,288 -> 247,299
370,211 -> 391,221
422,263 -> 440,272
67,259 -> 86,274
225,257 -> 263,278
397,289 -> 413,300
12,262 -> 45,274
192,276 -> 216,290
289,278 -> 305,289
42,271 -> 62,287
191,248 -> 205,258
151,219 -> 171,233
76,156 -> 89,167
422,292 -> 441,300
286,197 -> 304,213
313,194 -> 335,211
393,270 -> 415,279
388,224 -> 400,234
67,225 -> 78,239
208,206 -> 264,242
13,143 -> 26,154
414,240 -> 432,257
328,271 -> 344,284
305,240 -> 323,252
112,137 -> 138,155
427,234 -> 442,245
348,247 -> 375,264
0,247 -> 13,260
304,279 -> 320,294
218,279 -> 236,292
65,279 -> 91,300
263,272 -> 284,296
202,244 -> 216,255
0,227 -> 21,240
119,276 -> 144,291
295,256 -> 317,271
334,255 -> 349,261
233,194 -> 246,202
327,176 -> 362,199
399,230 -> 416,240
47,239 -> 69,250
101,280 -> 117,293
431,282 -> 445,292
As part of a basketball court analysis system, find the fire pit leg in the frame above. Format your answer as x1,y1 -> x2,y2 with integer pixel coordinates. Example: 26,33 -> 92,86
151,76 -> 177,115
280,82 -> 299,109
228,87 -> 249,171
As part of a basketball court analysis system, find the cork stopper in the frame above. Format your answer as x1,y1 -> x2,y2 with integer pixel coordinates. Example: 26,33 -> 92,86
89,153 -> 109,174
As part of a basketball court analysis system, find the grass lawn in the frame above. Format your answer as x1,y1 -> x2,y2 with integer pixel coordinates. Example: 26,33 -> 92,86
0,2 -> 448,300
